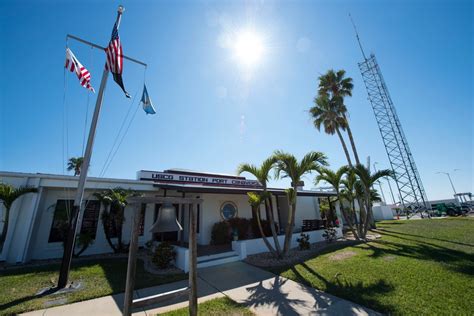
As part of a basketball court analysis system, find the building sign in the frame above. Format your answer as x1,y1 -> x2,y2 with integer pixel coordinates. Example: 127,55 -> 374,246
137,170 -> 262,188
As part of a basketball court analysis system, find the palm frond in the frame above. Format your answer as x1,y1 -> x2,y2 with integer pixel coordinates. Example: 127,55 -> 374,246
371,169 -> 394,183
0,184 -> 37,210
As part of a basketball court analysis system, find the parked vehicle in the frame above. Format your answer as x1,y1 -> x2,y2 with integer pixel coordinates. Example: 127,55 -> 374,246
436,203 -> 468,217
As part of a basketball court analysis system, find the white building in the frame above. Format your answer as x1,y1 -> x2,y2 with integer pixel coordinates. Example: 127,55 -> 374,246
0,169 -> 337,265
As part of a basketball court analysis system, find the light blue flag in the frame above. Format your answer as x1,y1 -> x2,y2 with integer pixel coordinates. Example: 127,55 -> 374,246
140,84 -> 156,115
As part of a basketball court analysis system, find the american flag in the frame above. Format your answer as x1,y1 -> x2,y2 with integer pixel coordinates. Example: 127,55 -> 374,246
105,20 -> 130,98
65,48 -> 95,93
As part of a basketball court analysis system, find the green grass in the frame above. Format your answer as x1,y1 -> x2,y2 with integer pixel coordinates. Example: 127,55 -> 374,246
269,218 -> 474,315
160,297 -> 254,316
0,258 -> 186,316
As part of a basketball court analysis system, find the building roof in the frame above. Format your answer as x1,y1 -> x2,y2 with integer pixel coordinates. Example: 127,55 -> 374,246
153,182 -> 336,197
0,170 -> 337,197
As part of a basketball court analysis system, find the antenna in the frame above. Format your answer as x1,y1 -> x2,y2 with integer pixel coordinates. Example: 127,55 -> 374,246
349,13 -> 367,60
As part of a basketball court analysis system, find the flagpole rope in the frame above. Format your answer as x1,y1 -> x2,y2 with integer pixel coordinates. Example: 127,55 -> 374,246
81,46 -> 94,156
101,64 -> 149,177
101,93 -> 141,177
98,91 -> 138,178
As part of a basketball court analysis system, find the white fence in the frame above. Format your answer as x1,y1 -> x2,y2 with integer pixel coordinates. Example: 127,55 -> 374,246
173,245 -> 190,273
172,227 -> 343,271
232,227 -> 342,260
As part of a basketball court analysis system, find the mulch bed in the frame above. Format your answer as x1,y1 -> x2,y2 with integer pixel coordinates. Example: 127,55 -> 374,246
244,232 -> 382,269
244,238 -> 360,268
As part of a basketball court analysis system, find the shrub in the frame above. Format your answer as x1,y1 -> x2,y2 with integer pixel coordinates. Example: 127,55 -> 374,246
297,233 -> 310,250
73,232 -> 94,257
322,226 -> 337,243
211,221 -> 231,245
250,219 -> 275,238
228,217 -> 252,240
152,241 -> 176,269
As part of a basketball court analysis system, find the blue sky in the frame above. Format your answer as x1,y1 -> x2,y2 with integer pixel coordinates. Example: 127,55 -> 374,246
0,0 -> 472,201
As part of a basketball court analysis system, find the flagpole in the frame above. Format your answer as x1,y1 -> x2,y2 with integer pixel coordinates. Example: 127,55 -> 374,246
57,6 -> 123,289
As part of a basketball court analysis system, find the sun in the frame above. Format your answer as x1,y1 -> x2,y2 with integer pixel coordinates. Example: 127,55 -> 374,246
233,29 -> 265,68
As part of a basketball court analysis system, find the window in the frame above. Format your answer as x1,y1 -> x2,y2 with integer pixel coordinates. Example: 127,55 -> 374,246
80,201 -> 100,239
220,201 -> 237,220
48,200 -> 73,243
48,199 -> 101,243
138,203 -> 146,236
196,203 -> 200,234
108,203 -> 121,238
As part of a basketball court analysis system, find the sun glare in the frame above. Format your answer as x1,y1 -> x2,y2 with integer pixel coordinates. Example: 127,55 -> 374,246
233,29 -> 264,68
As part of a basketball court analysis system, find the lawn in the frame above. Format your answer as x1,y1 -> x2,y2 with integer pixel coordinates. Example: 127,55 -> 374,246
269,217 -> 474,315
0,257 -> 186,316
160,297 -> 254,316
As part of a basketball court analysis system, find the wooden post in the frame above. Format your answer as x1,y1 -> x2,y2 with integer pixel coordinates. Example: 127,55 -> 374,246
123,204 -> 142,316
188,203 -> 198,316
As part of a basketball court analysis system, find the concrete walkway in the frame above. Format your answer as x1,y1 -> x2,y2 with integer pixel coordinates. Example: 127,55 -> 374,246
22,262 -> 379,316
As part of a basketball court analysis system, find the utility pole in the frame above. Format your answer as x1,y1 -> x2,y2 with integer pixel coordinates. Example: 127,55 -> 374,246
436,171 -> 457,196
58,5 -> 146,289
386,177 -> 396,204
373,162 -> 387,204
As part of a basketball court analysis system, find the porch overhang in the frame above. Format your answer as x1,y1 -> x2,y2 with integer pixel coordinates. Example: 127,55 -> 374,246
153,183 -> 337,197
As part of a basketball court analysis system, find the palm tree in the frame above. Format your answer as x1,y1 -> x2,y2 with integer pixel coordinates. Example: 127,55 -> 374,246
315,166 -> 359,239
238,158 -> 282,257
310,95 -> 353,166
94,188 -> 133,253
318,69 -> 360,165
247,192 -> 276,256
67,157 -> 84,176
340,169 -> 364,236
353,164 -> 393,238
108,188 -> 130,252
93,191 -> 115,251
0,184 -> 37,253
273,150 -> 328,255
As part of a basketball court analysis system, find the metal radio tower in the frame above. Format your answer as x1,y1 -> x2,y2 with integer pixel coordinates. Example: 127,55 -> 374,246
350,15 -> 430,215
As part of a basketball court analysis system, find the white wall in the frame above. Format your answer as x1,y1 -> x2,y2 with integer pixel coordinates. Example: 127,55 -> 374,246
0,171 -> 330,263
199,193 -> 253,245
372,205 -> 395,221
294,196 -> 321,232
232,226 -> 343,259
199,193 -> 322,245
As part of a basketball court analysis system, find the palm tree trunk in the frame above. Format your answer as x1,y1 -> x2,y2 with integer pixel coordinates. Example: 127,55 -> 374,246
337,196 -> 359,240
254,205 -> 277,256
336,128 -> 353,167
362,194 -> 372,239
343,115 -> 360,165
283,186 -> 298,255
265,197 -> 282,257
0,207 -> 11,253
103,223 -> 117,252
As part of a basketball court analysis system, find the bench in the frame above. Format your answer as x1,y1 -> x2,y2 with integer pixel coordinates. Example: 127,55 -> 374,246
301,219 -> 326,232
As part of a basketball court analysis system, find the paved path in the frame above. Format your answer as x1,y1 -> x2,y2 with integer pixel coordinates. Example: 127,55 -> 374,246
22,262 -> 379,316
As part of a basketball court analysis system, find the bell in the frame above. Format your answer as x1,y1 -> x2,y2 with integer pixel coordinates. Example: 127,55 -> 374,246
150,203 -> 183,233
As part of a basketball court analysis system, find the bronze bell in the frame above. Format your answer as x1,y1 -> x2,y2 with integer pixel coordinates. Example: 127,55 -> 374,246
150,203 -> 183,233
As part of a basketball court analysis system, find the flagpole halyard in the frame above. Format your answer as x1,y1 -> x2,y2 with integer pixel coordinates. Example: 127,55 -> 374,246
58,4 -> 148,289
66,34 -> 147,67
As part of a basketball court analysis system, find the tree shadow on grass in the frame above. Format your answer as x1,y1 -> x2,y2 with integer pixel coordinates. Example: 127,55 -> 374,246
377,228 -> 474,248
0,288 -> 56,313
362,232 -> 474,276
292,263 -> 395,314
0,257 -> 186,315
243,277 -> 307,316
